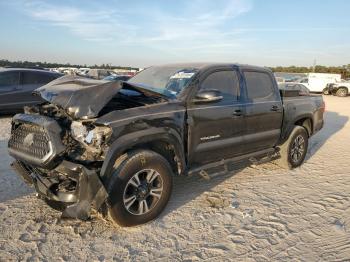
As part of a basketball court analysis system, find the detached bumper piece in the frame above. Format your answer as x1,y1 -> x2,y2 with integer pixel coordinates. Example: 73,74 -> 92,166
11,160 -> 107,220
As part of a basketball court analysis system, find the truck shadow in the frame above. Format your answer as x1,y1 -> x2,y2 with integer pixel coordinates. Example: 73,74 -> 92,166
306,111 -> 348,161
164,110 -> 348,217
163,164 -> 244,218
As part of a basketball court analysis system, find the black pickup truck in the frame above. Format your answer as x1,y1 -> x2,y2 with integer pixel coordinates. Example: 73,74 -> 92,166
8,63 -> 325,226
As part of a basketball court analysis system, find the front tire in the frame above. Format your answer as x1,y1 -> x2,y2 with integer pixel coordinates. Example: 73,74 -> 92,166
322,88 -> 329,95
107,150 -> 173,227
275,126 -> 309,169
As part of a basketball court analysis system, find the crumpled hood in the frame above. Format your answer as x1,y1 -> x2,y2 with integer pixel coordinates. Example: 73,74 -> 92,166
35,75 -> 123,119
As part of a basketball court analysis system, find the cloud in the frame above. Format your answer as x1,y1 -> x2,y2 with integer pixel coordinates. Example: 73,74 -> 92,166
13,0 -> 256,63
142,0 -> 253,42
121,0 -> 254,60
22,1 -> 129,41
21,0 -> 252,46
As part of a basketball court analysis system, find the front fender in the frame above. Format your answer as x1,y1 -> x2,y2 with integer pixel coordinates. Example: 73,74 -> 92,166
99,127 -> 186,185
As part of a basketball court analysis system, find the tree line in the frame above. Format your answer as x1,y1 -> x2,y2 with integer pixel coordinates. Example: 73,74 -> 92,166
270,65 -> 350,78
0,59 -> 139,71
1,59 -> 349,78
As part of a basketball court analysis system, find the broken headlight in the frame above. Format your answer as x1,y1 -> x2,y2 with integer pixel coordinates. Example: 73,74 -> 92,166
71,121 -> 88,141
70,121 -> 111,146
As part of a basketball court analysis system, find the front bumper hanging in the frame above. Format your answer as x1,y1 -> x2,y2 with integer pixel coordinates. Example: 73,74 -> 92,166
11,160 -> 108,220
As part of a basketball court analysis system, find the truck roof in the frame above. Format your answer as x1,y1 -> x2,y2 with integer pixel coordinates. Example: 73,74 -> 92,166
153,62 -> 272,73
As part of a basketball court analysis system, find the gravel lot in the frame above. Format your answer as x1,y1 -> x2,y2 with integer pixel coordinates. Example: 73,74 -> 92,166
0,96 -> 349,261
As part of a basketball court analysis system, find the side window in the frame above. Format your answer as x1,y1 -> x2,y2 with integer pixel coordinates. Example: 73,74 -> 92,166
300,78 -> 308,84
200,70 -> 239,101
22,72 -> 56,85
244,71 -> 277,102
0,72 -> 19,88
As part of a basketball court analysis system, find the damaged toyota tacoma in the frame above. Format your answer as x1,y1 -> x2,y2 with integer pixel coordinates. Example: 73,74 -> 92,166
8,63 -> 325,226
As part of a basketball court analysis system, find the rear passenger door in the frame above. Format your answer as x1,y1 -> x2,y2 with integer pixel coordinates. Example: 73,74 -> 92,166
187,68 -> 246,166
242,70 -> 283,153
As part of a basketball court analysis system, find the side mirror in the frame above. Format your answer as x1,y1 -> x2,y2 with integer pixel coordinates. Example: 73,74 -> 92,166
193,89 -> 223,103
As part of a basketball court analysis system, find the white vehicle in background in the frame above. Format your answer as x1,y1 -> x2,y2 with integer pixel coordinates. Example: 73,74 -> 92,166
327,80 -> 350,97
298,73 -> 341,93
76,68 -> 90,76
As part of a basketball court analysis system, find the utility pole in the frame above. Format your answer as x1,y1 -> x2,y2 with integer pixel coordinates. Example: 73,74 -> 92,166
313,59 -> 316,72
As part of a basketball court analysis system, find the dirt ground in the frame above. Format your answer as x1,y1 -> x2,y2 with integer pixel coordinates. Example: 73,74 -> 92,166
0,95 -> 349,261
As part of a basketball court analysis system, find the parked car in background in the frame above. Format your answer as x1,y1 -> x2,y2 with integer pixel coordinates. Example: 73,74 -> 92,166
0,68 -> 62,113
76,68 -> 91,76
298,73 -> 341,93
103,75 -> 131,82
325,80 -> 350,97
274,73 -> 306,84
278,83 -> 310,96
85,69 -> 116,80
275,76 -> 285,83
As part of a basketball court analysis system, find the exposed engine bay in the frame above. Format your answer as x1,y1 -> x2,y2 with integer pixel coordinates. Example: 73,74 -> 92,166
22,76 -> 165,165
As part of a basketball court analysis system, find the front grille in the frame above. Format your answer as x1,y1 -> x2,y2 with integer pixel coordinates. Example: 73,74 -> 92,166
9,123 -> 51,160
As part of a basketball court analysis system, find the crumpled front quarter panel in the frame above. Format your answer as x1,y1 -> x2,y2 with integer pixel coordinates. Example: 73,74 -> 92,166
96,102 -> 186,142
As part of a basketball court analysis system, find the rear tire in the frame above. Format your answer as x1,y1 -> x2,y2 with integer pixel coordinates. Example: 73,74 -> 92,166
336,87 -> 348,97
275,126 -> 308,169
107,150 -> 173,227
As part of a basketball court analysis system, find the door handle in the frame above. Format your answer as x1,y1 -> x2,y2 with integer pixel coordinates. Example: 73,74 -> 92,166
232,109 -> 242,116
271,105 -> 279,111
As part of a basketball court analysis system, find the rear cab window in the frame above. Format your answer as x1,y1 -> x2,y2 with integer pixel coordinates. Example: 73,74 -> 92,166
243,71 -> 278,102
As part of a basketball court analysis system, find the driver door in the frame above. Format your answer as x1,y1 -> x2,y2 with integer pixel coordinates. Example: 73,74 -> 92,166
187,69 -> 246,167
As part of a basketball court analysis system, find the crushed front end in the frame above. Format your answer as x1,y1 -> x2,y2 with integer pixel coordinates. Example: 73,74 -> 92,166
7,76 -> 167,221
8,111 -> 108,220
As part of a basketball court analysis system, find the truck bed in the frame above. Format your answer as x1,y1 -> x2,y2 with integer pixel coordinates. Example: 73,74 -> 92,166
280,93 -> 324,143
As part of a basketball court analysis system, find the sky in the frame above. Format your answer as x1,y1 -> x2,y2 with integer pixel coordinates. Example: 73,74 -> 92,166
0,0 -> 349,68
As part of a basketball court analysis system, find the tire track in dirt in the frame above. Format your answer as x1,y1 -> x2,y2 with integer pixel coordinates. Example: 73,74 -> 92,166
1,97 -> 350,260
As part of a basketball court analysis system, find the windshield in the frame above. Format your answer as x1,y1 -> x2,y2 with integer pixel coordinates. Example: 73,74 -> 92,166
127,66 -> 198,98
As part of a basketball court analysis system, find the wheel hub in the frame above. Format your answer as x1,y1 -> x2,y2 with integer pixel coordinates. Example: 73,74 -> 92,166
137,184 -> 149,198
123,169 -> 164,216
290,135 -> 305,163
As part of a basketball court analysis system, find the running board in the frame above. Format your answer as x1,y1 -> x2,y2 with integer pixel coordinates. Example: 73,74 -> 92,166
188,148 -> 278,178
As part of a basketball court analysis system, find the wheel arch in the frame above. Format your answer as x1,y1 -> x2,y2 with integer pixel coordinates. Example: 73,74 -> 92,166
282,115 -> 313,144
338,86 -> 349,91
295,117 -> 313,137
100,127 -> 186,186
